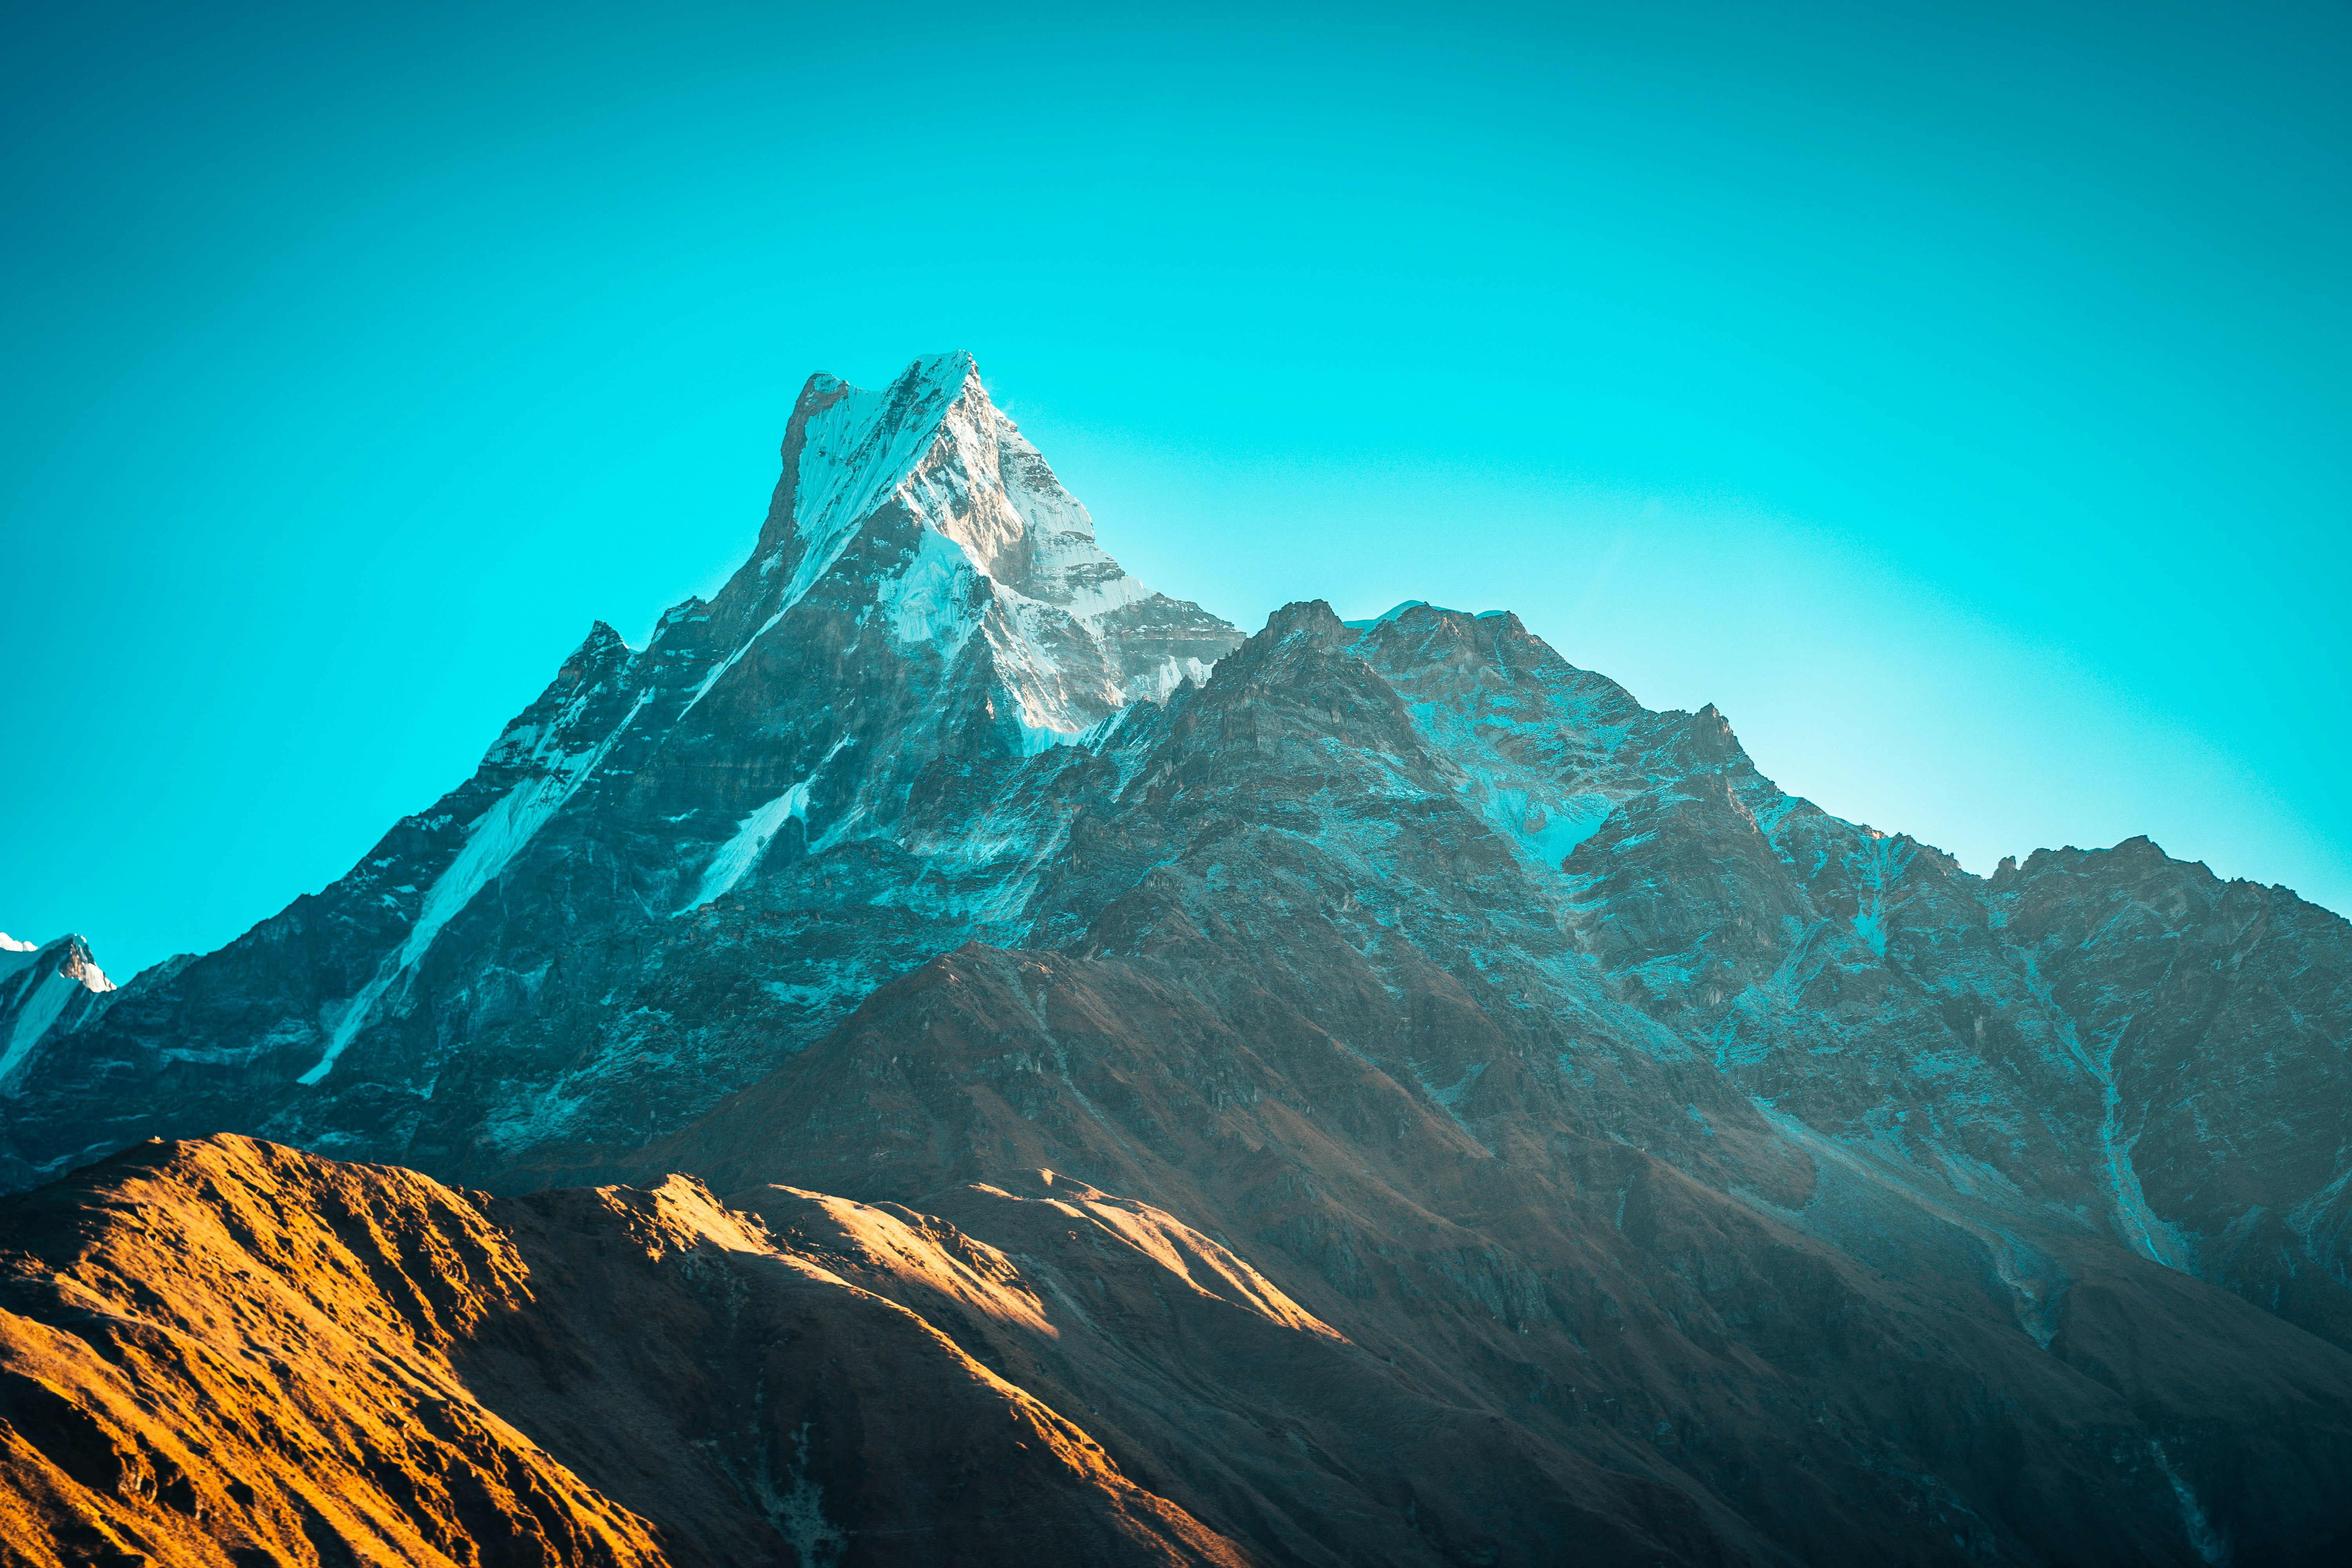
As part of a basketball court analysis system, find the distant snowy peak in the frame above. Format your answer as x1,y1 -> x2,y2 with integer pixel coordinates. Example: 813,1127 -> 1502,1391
750,351 -> 982,614
0,932 -> 114,1095
0,932 -> 113,994
282,357 -> 1237,1082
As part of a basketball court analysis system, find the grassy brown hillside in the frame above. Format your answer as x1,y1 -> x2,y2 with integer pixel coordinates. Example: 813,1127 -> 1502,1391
0,1136 -> 1255,1568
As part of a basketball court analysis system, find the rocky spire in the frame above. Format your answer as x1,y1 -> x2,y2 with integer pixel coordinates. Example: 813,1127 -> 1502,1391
690,352 -> 1240,741
0,931 -> 114,1093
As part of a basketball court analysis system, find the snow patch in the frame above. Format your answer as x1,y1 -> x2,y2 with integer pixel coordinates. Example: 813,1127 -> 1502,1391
880,529 -> 983,651
2149,1441 -> 2227,1564
0,943 -> 108,1091
1746,1101 -> 2072,1348
2098,1052 -> 2195,1271
1849,834 -> 1911,958
690,789 -> 812,910
0,971 -> 77,1090
683,604 -> 790,717
483,1079 -> 592,1154
1432,1061 -> 1488,1111
301,686 -> 656,1085
1126,654 -> 1218,706
1478,784 -> 1613,870
1851,909 -> 1888,955
771,1421 -> 848,1565
681,738 -> 855,914
759,970 -> 877,1016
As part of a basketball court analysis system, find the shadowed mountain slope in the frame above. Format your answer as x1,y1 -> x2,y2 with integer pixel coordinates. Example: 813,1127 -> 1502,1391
5,355 -> 2351,1563
0,354 -> 1241,1192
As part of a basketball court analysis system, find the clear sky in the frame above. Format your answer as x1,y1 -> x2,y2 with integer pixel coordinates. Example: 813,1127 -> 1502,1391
4,0 -> 2347,978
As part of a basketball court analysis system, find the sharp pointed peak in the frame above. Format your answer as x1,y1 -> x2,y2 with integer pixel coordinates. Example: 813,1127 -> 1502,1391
579,619 -> 630,653
900,349 -> 982,393
757,352 -> 1009,573
0,930 -> 113,992
793,352 -> 985,416
554,620 -> 637,682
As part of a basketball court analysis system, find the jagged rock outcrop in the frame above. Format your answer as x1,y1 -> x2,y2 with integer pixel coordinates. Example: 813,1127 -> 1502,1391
0,354 -> 1241,1191
1,935 -> 114,1100
619,603 -> 2352,1564
5,355 -> 2351,1564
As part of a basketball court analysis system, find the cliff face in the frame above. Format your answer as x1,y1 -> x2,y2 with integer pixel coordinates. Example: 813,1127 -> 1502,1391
2,936 -> 113,1099
5,356 -> 2351,1564
621,602 -> 2352,1565
0,353 -> 1241,1192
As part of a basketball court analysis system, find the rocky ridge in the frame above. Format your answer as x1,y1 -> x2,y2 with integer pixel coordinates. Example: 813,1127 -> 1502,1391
4,354 -> 2351,1564
0,352 -> 1241,1188
0,1136 -> 1258,1568
2,936 -> 114,1099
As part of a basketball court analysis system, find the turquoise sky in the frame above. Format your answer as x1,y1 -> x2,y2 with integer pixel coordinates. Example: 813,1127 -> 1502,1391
4,1 -> 2346,976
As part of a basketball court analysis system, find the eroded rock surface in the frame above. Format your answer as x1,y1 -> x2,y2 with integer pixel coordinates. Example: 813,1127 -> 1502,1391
5,354 -> 2351,1563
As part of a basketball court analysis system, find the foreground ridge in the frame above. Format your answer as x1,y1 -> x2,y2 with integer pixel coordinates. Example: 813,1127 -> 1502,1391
5,358 -> 2351,1564
0,1136 -> 1260,1567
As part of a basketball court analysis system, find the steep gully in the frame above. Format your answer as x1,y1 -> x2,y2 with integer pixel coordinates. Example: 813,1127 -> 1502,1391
5,354 -> 2350,1565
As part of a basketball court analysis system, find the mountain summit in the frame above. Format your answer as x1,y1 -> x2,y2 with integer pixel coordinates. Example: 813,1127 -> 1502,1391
0,354 -> 1242,1177
755,351 -> 1231,723
5,356 -> 2350,1566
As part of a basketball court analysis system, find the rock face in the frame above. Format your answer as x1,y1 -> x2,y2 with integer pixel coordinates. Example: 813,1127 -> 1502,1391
5,354 -> 2352,1564
0,353 -> 1242,1191
1,936 -> 114,1100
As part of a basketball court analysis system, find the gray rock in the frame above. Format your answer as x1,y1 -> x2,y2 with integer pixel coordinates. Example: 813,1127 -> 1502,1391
7,353 -> 2350,1563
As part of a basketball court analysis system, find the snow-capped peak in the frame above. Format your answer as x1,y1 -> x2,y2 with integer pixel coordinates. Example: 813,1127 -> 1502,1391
709,353 -> 1241,741
1,933 -> 114,1095
757,352 -> 984,593
756,354 -> 1151,624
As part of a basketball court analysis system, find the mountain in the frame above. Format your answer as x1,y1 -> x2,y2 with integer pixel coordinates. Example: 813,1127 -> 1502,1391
0,352 -> 1241,1191
1,934 -> 113,1098
5,354 -> 2351,1565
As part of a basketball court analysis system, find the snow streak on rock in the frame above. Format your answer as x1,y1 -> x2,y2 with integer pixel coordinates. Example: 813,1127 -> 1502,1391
299,686 -> 657,1084
0,935 -> 113,1092
7,359 -> 2352,1565
683,739 -> 855,914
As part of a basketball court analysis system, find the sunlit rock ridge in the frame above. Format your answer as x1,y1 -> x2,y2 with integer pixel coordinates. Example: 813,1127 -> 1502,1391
5,354 -> 2350,1566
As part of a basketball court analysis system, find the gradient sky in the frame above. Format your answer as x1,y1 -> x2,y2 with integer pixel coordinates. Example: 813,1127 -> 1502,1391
4,0 -> 2347,978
